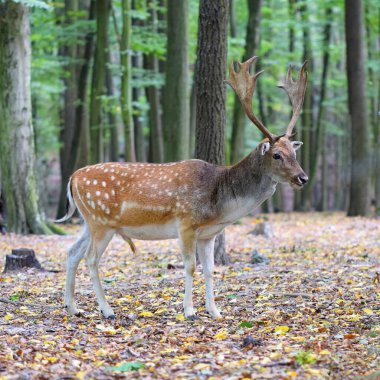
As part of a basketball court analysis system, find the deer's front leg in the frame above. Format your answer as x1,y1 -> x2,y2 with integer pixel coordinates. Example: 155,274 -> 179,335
197,236 -> 221,318
178,224 -> 197,320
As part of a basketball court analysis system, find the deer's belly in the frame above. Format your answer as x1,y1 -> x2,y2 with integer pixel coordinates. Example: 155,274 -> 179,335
118,220 -> 178,240
198,223 -> 228,239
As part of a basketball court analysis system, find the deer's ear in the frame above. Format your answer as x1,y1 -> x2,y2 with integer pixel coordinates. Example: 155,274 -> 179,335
292,141 -> 303,151
261,142 -> 270,156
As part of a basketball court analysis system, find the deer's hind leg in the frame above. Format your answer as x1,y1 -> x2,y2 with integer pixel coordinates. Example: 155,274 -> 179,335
64,226 -> 90,316
85,228 -> 115,319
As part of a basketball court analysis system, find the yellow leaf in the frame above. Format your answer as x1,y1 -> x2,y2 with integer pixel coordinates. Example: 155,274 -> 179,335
214,329 -> 228,340
291,336 -> 306,341
287,371 -> 297,378
193,363 -> 211,370
319,350 -> 331,356
173,355 -> 191,361
155,308 -> 168,314
307,368 -> 321,376
34,353 -> 43,361
347,315 -> 361,322
275,326 -> 290,334
46,357 -> 58,363
76,371 -> 85,380
139,311 -> 154,317
4,314 -> 12,321
175,314 -> 185,321
270,352 -> 282,360
363,308 -> 374,315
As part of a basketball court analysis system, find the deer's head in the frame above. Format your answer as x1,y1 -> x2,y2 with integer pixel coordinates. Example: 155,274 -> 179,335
226,57 -> 309,189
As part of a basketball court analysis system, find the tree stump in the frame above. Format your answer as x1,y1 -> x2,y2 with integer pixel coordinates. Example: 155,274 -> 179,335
4,249 -> 43,272
249,222 -> 274,239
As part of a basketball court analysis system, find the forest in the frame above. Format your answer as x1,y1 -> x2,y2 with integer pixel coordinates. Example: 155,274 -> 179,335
0,0 -> 379,379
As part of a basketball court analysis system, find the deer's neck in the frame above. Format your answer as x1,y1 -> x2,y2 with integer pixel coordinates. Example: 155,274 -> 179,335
216,149 -> 277,223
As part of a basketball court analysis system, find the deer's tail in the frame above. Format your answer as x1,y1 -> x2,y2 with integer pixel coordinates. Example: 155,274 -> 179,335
55,177 -> 77,223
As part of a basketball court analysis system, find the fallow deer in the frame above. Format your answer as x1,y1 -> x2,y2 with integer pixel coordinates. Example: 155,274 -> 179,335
56,56 -> 308,320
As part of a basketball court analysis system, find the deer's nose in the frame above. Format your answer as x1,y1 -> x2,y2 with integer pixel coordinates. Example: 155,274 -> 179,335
298,174 -> 308,185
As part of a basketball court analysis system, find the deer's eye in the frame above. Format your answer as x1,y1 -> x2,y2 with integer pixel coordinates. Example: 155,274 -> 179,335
273,153 -> 281,160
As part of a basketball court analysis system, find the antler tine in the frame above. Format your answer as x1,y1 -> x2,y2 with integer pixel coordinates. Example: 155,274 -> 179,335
278,61 -> 308,137
226,56 -> 276,143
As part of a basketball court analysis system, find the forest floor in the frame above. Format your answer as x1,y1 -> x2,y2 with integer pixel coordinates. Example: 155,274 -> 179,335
0,213 -> 379,380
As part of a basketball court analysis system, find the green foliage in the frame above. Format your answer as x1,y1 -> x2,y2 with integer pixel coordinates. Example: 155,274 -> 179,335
295,350 -> 317,365
238,321 -> 254,328
106,361 -> 145,372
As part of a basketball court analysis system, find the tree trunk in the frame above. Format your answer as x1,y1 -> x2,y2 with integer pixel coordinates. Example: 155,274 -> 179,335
0,2 -> 55,234
230,0 -> 262,164
195,0 -> 229,265
302,5 -> 332,210
163,0 -> 189,162
189,75 -> 197,157
132,53 -> 146,162
229,0 -> 236,38
74,0 -> 95,170
376,74 -> 380,215
57,0 -> 95,217
145,2 -> 164,163
120,0 -> 136,162
89,0 -> 110,163
57,0 -> 79,218
295,2 -> 313,211
106,54 -> 119,162
345,0 -> 371,216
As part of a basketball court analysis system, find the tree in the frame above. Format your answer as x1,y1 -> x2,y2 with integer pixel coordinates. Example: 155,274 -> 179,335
0,2 -> 55,234
145,0 -> 164,163
345,0 -> 371,216
230,0 -> 262,164
195,0 -> 229,265
89,0 -> 110,163
163,0 -> 190,162
56,0 -> 96,218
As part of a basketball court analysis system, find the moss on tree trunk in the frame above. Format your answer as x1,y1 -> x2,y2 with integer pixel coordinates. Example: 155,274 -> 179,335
0,2 -> 54,235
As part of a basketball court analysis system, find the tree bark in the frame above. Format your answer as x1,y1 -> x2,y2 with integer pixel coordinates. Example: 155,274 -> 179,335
195,0 -> 229,265
0,2 -> 54,234
294,2 -> 313,211
75,0 -> 96,170
120,0 -> 136,162
145,2 -> 164,163
302,5 -> 332,210
163,0 -> 190,162
132,53 -> 146,162
230,0 -> 262,164
106,54 -> 119,162
89,0 -> 110,163
345,0 -> 371,216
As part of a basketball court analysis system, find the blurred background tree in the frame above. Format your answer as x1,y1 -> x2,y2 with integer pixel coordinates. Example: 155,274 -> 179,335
0,0 -> 379,235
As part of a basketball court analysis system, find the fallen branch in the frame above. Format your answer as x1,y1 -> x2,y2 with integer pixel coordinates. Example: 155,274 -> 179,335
261,360 -> 294,367
0,298 -> 59,310
267,292 -> 312,298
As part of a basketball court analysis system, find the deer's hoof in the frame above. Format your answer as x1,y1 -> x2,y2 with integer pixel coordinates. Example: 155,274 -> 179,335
186,314 -> 200,321
101,309 -> 116,319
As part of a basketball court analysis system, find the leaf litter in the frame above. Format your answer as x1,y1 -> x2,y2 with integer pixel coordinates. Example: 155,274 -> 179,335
0,212 -> 379,379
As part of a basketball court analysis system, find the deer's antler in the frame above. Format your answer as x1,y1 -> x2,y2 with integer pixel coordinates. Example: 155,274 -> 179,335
277,61 -> 308,137
226,56 -> 276,143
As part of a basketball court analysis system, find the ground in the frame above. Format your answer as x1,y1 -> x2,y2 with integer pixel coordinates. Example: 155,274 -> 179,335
0,213 -> 379,379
